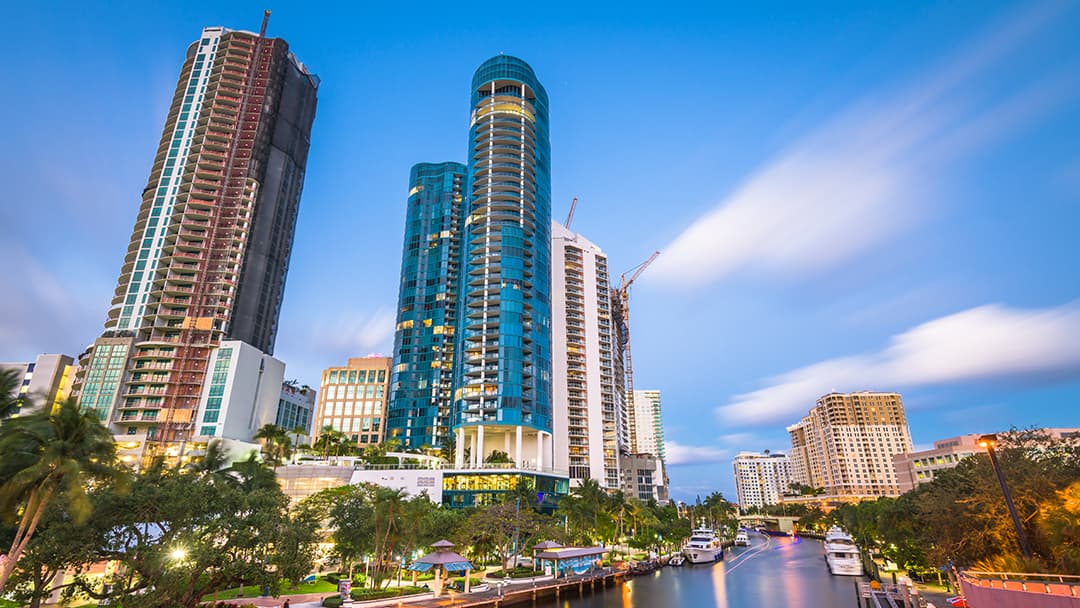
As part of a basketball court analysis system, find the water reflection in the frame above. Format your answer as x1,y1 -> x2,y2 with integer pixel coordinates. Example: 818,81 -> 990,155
549,535 -> 863,608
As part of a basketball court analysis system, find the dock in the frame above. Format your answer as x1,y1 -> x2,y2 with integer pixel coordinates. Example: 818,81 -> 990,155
344,569 -> 627,608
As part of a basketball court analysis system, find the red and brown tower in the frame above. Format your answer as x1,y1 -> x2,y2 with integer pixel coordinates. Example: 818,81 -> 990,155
74,16 -> 318,463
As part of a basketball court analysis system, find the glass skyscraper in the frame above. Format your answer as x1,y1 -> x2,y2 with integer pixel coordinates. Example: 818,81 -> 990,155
387,162 -> 466,450
451,55 -> 553,470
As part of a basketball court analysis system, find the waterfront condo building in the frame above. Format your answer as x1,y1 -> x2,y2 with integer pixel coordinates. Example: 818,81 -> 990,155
314,357 -> 391,447
451,55 -> 554,471
733,451 -> 791,509
550,221 -> 625,488
73,22 -> 317,464
787,392 -> 914,498
386,162 -> 466,451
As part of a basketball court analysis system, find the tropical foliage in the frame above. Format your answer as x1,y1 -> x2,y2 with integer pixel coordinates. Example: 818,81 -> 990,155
0,398 -> 118,593
818,428 -> 1080,575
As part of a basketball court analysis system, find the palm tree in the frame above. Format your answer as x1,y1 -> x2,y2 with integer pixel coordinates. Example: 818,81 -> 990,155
289,425 -> 308,462
313,425 -> 350,460
253,423 -> 292,469
0,397 -> 117,592
1,368 -> 25,419
187,438 -> 230,478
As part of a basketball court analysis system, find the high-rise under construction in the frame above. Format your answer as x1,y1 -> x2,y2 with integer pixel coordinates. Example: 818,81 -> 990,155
73,18 -> 318,463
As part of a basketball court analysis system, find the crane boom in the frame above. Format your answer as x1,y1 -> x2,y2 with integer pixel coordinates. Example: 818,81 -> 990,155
620,250 -> 660,291
565,197 -> 578,229
616,250 -> 660,454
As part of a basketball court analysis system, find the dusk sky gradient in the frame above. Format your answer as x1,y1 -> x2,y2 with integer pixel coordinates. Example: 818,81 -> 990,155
2,1 -> 1078,500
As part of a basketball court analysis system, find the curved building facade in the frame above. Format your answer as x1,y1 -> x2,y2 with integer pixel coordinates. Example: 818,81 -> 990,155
387,162 -> 466,450
452,55 -> 553,470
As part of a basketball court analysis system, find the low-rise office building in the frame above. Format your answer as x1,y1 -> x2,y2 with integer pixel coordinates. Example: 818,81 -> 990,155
314,357 -> 391,447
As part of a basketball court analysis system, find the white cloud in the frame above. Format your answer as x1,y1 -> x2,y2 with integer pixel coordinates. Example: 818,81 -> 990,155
650,2 -> 1074,288
666,441 -> 731,466
0,243 -> 102,359
716,302 -> 1080,426
312,308 -> 396,356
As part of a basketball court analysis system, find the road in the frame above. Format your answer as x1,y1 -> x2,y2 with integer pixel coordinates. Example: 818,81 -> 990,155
553,533 -> 866,608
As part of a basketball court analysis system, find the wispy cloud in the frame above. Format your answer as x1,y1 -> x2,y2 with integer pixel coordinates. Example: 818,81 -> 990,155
666,441 -> 731,466
0,244 -> 102,359
650,2 -> 1076,287
716,302 -> 1080,426
312,308 -> 396,356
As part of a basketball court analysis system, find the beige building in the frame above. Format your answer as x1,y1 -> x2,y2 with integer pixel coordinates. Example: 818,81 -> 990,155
893,428 -> 1080,494
787,392 -> 913,498
733,451 -> 791,509
1,353 -> 76,416
314,357 -> 392,447
893,434 -> 983,494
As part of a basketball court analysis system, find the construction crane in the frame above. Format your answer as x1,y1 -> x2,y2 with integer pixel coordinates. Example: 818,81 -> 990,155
565,197 -> 578,229
616,250 -> 659,453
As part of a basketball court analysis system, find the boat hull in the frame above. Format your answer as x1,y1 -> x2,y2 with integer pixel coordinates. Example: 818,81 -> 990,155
684,549 -> 723,564
827,559 -> 864,576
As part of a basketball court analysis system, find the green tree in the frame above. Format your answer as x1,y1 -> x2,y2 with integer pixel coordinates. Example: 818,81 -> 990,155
0,398 -> 117,593
69,459 -> 316,607
556,479 -> 613,544
254,423 -> 292,469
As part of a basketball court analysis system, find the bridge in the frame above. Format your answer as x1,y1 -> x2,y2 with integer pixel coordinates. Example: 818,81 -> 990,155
737,515 -> 801,533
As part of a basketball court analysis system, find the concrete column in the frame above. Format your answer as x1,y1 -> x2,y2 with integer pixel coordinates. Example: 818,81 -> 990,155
515,425 -> 523,467
536,431 -> 544,471
504,430 -> 511,456
477,424 -> 485,466
471,430 -> 478,467
434,567 -> 442,598
455,427 -> 465,468
465,568 -> 471,593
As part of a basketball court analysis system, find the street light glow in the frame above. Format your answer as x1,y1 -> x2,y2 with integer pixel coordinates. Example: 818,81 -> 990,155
170,548 -> 187,561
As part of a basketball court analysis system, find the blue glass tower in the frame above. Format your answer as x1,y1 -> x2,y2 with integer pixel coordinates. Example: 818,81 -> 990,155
387,162 -> 466,450
451,55 -> 553,470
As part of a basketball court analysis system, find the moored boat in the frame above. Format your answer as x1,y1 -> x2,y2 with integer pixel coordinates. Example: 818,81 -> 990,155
823,527 -> 863,575
682,528 -> 724,563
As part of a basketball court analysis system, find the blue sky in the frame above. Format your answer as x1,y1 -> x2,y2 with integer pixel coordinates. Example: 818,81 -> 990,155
2,1 -> 1078,501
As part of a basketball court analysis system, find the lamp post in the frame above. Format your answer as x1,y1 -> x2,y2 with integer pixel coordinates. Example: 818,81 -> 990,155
978,434 -> 1032,558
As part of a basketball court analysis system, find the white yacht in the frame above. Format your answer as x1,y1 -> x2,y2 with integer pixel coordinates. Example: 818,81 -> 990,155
683,528 -> 724,563
823,527 -> 863,575
734,530 -> 751,547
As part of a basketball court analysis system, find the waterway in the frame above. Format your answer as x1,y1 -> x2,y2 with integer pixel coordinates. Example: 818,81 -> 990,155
550,533 -> 865,608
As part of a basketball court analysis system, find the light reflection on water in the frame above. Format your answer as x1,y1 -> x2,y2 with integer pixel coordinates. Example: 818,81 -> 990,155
548,535 -> 863,608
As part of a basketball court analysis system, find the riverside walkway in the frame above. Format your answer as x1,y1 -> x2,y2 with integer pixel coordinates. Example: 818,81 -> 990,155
247,569 -> 625,608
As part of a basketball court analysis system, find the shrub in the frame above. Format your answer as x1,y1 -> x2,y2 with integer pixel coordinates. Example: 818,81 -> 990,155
349,585 -> 427,601
322,596 -> 343,608
488,566 -> 541,579
323,572 -> 342,585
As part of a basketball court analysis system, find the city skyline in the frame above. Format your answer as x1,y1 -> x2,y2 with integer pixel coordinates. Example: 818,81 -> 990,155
2,2 -> 1079,500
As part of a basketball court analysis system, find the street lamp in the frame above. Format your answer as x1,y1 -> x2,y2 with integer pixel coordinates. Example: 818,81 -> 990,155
170,547 -> 187,561
978,434 -> 1033,558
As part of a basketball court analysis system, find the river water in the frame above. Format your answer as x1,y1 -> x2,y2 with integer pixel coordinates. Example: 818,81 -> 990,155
549,534 -> 865,608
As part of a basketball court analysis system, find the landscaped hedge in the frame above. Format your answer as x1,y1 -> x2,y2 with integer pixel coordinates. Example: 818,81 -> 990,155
322,597 -> 343,608
488,566 -> 542,579
349,585 -> 427,601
